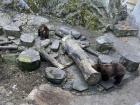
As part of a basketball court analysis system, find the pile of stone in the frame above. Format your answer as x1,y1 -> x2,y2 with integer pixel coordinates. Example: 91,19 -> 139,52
0,10 -> 139,93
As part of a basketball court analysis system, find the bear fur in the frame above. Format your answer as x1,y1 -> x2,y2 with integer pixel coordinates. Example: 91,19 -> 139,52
95,63 -> 126,85
38,24 -> 49,40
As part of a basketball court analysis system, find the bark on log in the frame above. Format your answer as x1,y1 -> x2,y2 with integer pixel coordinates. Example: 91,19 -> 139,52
0,41 -> 13,45
62,36 -> 101,85
0,46 -> 18,50
39,49 -> 64,69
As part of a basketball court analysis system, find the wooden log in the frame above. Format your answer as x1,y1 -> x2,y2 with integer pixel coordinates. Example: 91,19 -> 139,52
0,46 -> 18,50
0,41 -> 13,45
39,49 -> 64,69
62,36 -> 101,85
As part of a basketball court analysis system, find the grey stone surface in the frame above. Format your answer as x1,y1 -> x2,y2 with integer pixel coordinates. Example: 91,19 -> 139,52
65,65 -> 89,92
120,57 -> 139,72
13,39 -> 20,45
11,13 -> 29,27
0,12 -> 12,26
57,26 -> 81,39
72,79 -> 88,92
55,30 -> 64,38
80,35 -> 86,41
71,29 -> 81,39
78,41 -> 90,48
99,79 -> 114,90
96,34 -> 113,52
27,15 -> 49,26
40,39 -> 50,48
113,21 -> 139,37
96,33 -> 140,72
17,48 -> 40,71
98,54 -> 115,64
20,33 -> 35,47
45,67 -> 66,84
8,36 -> 16,40
50,40 -> 60,52
3,25 -> 21,38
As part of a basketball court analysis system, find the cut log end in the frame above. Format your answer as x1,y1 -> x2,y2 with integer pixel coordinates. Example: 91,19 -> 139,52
87,73 -> 101,85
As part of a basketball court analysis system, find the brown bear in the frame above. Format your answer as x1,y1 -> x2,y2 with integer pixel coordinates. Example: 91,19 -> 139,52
38,24 -> 49,40
95,63 -> 126,85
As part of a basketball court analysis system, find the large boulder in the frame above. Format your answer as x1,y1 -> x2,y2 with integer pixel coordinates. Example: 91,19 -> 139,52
96,33 -> 140,72
17,49 -> 41,71
113,21 -> 139,37
45,67 -> 66,84
3,25 -> 21,38
20,33 -> 35,47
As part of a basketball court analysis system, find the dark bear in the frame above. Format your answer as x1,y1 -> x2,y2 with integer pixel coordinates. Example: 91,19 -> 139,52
38,24 -> 49,40
95,63 -> 125,85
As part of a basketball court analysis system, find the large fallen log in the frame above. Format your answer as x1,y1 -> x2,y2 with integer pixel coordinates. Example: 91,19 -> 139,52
0,41 -> 13,45
39,49 -> 64,69
0,46 -> 18,50
62,36 -> 101,85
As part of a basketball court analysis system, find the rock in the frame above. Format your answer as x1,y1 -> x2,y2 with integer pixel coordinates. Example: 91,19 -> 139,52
98,55 -> 115,64
78,41 -> 90,48
13,39 -> 20,45
2,0 -> 13,5
99,79 -> 114,90
20,33 -> 35,47
58,26 -> 71,35
71,29 -> 81,39
57,26 -> 81,39
26,88 -> 38,101
40,39 -> 50,48
17,0 -> 30,11
62,81 -> 73,91
8,36 -> 16,40
65,65 -> 89,91
120,57 -> 139,72
47,24 -> 55,31
27,84 -> 72,105
72,79 -> 88,92
132,0 -> 140,27
113,21 -> 139,37
27,15 -> 49,26
80,35 -> 86,41
50,40 -> 60,52
96,34 -> 113,53
0,12 -> 11,26
11,13 -> 29,27
17,49 -> 40,71
45,67 -> 66,84
97,33 -> 140,72
55,30 -> 64,38
3,25 -> 21,38
1,53 -> 18,65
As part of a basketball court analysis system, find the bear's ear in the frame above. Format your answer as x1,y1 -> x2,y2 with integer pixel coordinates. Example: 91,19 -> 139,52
92,64 -> 99,70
